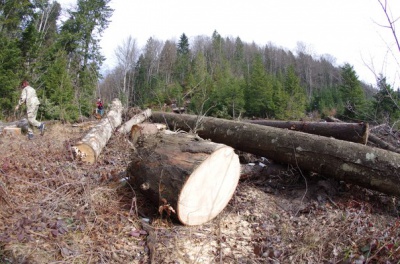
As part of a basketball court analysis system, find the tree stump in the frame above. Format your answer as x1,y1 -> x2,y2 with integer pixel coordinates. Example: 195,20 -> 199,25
127,131 -> 241,226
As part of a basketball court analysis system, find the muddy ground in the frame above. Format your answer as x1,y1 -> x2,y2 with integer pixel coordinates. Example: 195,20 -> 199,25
0,117 -> 399,263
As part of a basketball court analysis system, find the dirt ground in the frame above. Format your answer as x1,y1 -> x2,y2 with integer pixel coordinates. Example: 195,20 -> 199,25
0,117 -> 399,263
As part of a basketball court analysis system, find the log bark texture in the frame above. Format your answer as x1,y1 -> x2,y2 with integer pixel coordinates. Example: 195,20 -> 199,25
126,130 -> 241,226
152,112 -> 400,197
246,120 -> 369,144
367,134 -> 400,154
72,98 -> 123,164
117,108 -> 152,134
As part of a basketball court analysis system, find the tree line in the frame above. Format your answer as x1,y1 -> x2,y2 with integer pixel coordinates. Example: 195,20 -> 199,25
0,0 -> 112,121
101,31 -> 400,127
1,1 -> 399,128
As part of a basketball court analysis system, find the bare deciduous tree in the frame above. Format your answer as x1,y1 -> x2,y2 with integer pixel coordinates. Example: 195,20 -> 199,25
115,35 -> 139,105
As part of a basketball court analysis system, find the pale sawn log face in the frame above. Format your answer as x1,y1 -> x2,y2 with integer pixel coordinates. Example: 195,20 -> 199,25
178,146 -> 240,225
127,131 -> 241,225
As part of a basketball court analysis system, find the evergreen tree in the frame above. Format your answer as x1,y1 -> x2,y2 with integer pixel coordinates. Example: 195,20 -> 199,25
175,33 -> 190,87
59,0 -> 113,115
339,63 -> 366,120
233,37 -> 244,77
373,74 -> 400,124
244,55 -> 273,117
283,65 -> 307,119
0,35 -> 23,118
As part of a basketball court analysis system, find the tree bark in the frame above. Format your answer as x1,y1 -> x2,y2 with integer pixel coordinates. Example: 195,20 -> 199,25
367,134 -> 400,154
151,112 -> 400,197
72,98 -> 123,164
117,108 -> 152,134
126,130 -> 241,226
246,120 -> 369,144
324,116 -> 400,154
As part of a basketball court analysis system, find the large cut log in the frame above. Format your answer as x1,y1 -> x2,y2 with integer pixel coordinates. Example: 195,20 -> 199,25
126,130 -> 241,226
117,108 -> 152,134
72,98 -> 123,164
151,112 -> 400,197
246,120 -> 369,144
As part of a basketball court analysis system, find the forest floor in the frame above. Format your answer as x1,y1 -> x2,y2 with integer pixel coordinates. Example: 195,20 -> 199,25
0,114 -> 399,263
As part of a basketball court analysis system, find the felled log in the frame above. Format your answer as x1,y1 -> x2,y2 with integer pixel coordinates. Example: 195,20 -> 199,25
367,134 -> 400,154
325,117 -> 400,154
126,130 -> 241,226
117,108 -> 152,134
72,98 -> 123,164
129,122 -> 166,144
0,118 -> 29,134
152,112 -> 400,197
246,120 -> 369,144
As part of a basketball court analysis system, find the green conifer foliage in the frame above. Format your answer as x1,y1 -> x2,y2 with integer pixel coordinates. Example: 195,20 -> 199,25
283,65 -> 306,119
244,55 -> 273,117
373,75 -> 400,125
339,63 -> 367,120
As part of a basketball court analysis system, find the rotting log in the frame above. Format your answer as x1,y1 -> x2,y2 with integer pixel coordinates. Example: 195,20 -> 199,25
117,108 -> 152,134
246,120 -> 369,144
72,98 -> 123,164
126,130 -> 241,226
152,112 -> 400,197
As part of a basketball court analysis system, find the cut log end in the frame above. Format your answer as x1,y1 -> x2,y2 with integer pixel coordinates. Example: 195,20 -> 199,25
177,146 -> 240,226
72,143 -> 96,164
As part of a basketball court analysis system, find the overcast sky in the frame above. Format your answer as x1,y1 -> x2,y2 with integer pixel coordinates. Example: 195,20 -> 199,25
57,0 -> 400,86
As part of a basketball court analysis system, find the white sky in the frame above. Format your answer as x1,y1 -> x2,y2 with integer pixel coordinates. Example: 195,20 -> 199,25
57,0 -> 400,87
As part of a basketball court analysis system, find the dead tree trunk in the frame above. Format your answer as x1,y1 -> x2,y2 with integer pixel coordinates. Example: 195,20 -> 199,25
72,98 -> 123,164
126,130 -> 241,226
151,112 -> 400,197
117,108 -> 152,134
246,120 -> 369,144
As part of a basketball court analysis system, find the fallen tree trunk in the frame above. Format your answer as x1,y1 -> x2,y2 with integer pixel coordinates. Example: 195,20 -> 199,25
367,134 -> 400,154
126,130 -> 241,226
117,108 -> 152,134
0,118 -> 29,134
152,112 -> 400,197
72,98 -> 123,164
324,117 -> 400,154
246,120 -> 369,144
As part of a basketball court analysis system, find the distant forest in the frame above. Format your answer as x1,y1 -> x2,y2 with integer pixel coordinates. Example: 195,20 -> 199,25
1,0 -> 399,127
